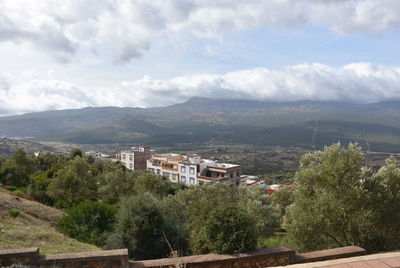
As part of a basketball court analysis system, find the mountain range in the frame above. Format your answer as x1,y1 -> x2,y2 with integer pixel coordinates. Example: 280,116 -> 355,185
1,97 -> 399,152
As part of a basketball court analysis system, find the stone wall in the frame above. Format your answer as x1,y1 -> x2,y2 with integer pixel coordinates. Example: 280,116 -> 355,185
0,248 -> 128,268
129,246 -> 295,268
0,247 -> 39,267
0,246 -> 367,268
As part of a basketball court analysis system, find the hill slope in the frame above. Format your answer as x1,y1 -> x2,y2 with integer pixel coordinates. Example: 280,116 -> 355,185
0,98 -> 399,152
0,189 -> 99,254
0,138 -> 54,157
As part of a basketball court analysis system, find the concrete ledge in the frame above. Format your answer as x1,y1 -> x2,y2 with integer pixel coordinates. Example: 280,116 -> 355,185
0,247 -> 39,257
0,247 -> 39,266
37,249 -> 129,264
130,246 -> 294,267
293,246 -> 366,264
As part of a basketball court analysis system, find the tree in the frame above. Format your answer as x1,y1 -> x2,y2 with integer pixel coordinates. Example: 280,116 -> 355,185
34,153 -> 66,173
70,148 -> 83,158
59,200 -> 117,246
171,183 -> 277,254
285,143 -> 374,252
47,157 -> 98,208
271,187 -> 295,218
133,172 -> 179,198
110,194 -> 173,260
0,149 -> 35,187
363,156 -> 400,251
99,168 -> 138,204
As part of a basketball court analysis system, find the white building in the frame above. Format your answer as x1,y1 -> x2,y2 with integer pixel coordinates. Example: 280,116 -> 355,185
147,153 -> 241,186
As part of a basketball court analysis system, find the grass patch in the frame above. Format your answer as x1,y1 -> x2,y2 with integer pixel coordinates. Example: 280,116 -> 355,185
7,208 -> 20,218
258,233 -> 292,248
0,189 -> 99,254
0,212 -> 99,254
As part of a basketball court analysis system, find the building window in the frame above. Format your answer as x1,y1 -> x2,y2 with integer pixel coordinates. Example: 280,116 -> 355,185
148,168 -> 155,172
157,169 -> 161,175
122,154 -> 126,160
189,167 -> 195,174
181,166 -> 186,173
180,176 -> 186,182
237,172 -> 240,176
189,177 -> 195,184
129,163 -> 133,169
230,173 -> 233,178
129,155 -> 133,161
163,172 -> 170,177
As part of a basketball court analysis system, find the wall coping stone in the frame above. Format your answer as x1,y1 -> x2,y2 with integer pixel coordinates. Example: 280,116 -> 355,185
0,248 -> 39,257
37,249 -> 129,264
294,246 -> 366,264
130,246 -> 294,267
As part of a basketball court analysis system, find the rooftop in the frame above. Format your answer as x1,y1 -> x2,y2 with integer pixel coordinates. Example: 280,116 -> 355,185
207,162 -> 240,169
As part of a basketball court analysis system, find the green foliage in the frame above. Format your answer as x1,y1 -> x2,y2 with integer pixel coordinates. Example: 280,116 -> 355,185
98,163 -> 139,204
170,183 -> 278,254
70,148 -> 83,158
8,208 -> 20,218
35,153 -> 66,172
47,157 -> 99,208
132,172 -> 180,198
271,187 -> 295,217
13,187 -> 28,198
0,149 -> 35,187
28,166 -> 60,205
285,143 -> 389,253
110,194 -> 173,260
59,200 -> 117,246
5,185 -> 17,192
363,156 -> 400,251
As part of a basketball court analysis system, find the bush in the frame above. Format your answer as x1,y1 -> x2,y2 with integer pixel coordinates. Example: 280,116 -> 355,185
13,187 -> 28,198
110,194 -> 173,260
5,185 -> 17,192
171,183 -> 277,254
8,208 -> 20,218
47,157 -> 98,208
59,200 -> 117,246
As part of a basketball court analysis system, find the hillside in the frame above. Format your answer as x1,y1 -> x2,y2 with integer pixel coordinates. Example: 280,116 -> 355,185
0,189 -> 99,254
0,138 -> 54,157
0,98 -> 399,152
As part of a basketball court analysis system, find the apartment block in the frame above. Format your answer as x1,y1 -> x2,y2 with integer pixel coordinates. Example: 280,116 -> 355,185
120,146 -> 152,170
197,162 -> 241,185
146,152 -> 241,186
147,153 -> 184,183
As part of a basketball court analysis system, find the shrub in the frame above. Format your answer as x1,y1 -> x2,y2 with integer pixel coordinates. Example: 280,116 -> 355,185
110,194 -> 173,260
13,187 -> 28,198
171,183 -> 277,254
59,200 -> 117,246
8,208 -> 20,218
5,185 -> 17,192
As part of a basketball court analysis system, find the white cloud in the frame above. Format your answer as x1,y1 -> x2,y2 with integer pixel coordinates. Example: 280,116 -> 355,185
1,62 -> 400,115
1,0 -> 400,62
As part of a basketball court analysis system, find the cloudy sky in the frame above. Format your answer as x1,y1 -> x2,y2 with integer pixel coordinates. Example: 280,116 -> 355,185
1,0 -> 400,116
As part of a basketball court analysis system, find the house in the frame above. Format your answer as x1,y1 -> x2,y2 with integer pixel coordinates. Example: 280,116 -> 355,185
147,153 -> 185,183
120,146 -> 152,170
178,155 -> 202,185
85,151 -> 110,159
146,152 -> 242,186
197,162 -> 241,185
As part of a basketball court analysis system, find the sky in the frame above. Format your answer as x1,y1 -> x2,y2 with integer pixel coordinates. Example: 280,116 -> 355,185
1,0 -> 400,116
